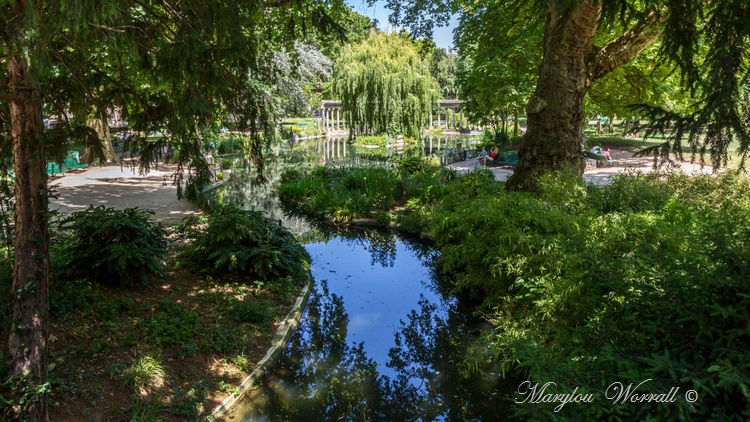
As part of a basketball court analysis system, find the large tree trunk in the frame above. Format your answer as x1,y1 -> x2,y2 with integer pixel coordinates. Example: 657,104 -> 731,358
83,107 -> 118,164
506,2 -> 663,191
505,3 -> 601,190
8,51 -> 50,420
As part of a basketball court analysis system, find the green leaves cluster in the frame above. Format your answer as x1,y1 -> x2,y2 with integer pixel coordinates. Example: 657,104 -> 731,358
278,164 -> 750,419
279,166 -> 401,222
424,171 -> 750,420
176,206 -> 310,284
332,32 -> 439,137
53,206 -> 168,289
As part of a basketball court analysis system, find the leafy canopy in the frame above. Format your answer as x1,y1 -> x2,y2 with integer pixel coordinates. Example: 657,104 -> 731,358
331,31 -> 440,137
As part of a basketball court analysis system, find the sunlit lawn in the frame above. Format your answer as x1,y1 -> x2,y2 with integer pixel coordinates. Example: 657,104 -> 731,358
585,122 -> 746,168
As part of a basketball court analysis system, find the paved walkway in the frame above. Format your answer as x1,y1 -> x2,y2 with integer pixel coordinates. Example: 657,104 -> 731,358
448,149 -> 714,185
49,163 -> 202,225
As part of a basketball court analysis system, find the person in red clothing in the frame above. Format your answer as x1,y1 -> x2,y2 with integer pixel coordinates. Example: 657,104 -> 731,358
479,146 -> 499,166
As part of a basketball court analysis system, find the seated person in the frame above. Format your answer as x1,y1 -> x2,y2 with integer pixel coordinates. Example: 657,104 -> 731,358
479,147 -> 499,166
477,147 -> 489,160
588,146 -> 612,166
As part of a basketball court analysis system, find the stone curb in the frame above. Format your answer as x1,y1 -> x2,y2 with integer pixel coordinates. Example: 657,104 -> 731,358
201,173 -> 231,193
210,281 -> 312,420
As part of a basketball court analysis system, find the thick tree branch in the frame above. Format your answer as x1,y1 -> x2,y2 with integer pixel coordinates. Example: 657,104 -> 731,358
589,10 -> 665,81
89,23 -> 126,33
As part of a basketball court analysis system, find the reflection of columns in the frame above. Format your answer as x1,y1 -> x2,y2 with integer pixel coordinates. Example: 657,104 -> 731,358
429,137 -> 433,154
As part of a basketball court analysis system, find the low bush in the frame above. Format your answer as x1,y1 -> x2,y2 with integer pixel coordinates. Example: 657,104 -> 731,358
53,206 -> 168,289
278,166 -> 402,222
216,135 -> 242,155
122,353 -> 166,395
229,296 -> 276,325
396,155 -> 426,174
140,299 -> 199,346
427,172 -> 750,420
177,206 -> 310,284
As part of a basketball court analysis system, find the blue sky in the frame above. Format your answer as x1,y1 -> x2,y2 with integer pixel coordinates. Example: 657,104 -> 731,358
345,0 -> 458,49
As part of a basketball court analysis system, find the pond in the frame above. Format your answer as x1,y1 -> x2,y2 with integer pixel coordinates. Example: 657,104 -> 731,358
226,230 -> 511,421
209,138 -> 515,420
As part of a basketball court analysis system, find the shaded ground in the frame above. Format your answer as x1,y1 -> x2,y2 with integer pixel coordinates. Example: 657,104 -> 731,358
49,164 -> 202,225
47,264 -> 290,421
40,164 -> 289,420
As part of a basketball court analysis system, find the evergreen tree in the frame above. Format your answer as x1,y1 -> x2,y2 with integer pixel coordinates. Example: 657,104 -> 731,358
0,1 -> 343,419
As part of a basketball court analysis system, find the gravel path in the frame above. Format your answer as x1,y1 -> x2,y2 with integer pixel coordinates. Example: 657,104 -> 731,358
49,163 -> 202,225
448,148 -> 715,185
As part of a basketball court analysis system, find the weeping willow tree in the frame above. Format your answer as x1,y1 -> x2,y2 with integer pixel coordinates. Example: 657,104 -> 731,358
332,32 -> 439,138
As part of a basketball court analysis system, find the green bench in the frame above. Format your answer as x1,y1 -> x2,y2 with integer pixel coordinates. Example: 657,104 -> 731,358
489,152 -> 519,168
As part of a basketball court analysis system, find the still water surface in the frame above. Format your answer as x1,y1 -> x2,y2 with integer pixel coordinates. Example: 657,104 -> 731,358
214,138 -> 510,420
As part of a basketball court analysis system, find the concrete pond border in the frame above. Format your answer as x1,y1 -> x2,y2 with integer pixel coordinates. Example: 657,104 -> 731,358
209,280 -> 313,420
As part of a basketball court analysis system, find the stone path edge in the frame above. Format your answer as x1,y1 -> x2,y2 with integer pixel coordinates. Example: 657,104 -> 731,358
210,280 -> 313,420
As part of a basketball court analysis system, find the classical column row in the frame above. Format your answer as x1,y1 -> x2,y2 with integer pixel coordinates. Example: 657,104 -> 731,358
430,107 -> 464,131
321,107 -> 348,133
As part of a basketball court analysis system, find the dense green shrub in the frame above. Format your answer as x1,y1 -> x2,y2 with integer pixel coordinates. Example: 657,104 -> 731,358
216,135 -> 242,155
278,166 -> 402,222
177,206 -> 310,284
427,172 -> 750,420
53,206 -> 168,289
396,155 -> 426,174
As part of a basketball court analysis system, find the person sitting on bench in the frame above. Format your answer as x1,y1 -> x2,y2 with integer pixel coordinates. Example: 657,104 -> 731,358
588,146 -> 612,166
479,147 -> 499,166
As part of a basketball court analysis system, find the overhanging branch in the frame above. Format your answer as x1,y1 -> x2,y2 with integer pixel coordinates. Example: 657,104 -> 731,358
589,10 -> 665,81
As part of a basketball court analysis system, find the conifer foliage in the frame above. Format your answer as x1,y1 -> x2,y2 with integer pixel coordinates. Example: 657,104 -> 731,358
0,1 -> 342,419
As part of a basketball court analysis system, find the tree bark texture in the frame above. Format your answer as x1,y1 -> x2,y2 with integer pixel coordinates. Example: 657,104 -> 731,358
7,1 -> 50,419
506,2 -> 602,190
506,2 -> 663,191
8,53 -> 50,421
83,108 -> 117,164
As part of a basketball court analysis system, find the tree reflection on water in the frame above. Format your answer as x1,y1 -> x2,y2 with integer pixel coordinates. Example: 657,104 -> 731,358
245,280 -> 513,421
246,281 -> 392,421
